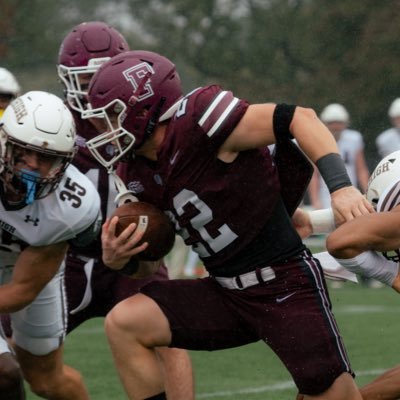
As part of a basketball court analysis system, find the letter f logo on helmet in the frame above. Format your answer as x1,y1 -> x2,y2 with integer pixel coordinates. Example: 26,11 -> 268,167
123,63 -> 155,105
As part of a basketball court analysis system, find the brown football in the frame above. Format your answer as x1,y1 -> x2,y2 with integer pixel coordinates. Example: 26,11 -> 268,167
112,201 -> 176,261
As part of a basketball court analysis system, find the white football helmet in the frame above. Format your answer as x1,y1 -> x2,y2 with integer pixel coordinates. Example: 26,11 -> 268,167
388,98 -> 400,119
320,103 -> 349,123
0,91 -> 77,206
0,67 -> 21,97
367,150 -> 400,210
367,150 -> 400,261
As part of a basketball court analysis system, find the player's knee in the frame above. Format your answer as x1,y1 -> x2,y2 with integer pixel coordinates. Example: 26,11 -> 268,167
0,353 -> 25,395
105,299 -> 142,339
106,295 -> 165,346
27,362 -> 85,399
298,371 -> 357,398
27,379 -> 53,399
23,368 -> 54,398
105,303 -> 129,336
26,371 -> 77,399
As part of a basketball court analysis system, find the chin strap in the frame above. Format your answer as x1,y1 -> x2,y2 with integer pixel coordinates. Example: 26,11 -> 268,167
109,169 -> 138,206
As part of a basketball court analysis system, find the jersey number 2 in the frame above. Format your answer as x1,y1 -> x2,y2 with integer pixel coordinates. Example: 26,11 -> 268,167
173,189 -> 238,258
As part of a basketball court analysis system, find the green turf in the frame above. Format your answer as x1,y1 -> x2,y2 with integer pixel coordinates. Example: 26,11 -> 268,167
26,282 -> 400,399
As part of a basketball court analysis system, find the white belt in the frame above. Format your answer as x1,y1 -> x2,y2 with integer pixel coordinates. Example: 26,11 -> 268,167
213,266 -> 276,290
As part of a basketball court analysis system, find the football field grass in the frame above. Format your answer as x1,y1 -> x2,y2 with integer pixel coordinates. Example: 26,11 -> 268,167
26,282 -> 400,399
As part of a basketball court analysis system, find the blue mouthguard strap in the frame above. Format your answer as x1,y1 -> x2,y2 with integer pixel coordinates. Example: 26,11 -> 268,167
20,169 -> 40,205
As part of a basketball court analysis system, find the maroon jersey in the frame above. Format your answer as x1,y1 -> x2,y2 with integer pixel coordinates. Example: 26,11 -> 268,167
64,111 -> 169,333
69,110 -> 118,257
118,85 -> 282,272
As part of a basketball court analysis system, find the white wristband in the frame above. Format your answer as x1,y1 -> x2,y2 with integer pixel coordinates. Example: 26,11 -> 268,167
308,208 -> 336,234
335,251 -> 399,287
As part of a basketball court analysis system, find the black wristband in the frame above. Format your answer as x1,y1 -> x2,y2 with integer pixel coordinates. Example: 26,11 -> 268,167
118,258 -> 139,276
316,153 -> 352,193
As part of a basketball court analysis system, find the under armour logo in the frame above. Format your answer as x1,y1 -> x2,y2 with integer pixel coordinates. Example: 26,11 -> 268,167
24,215 -> 39,226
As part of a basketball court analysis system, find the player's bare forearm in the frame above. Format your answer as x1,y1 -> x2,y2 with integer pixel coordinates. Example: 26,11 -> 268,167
0,281 -> 38,313
327,210 -> 400,258
289,107 -> 340,162
0,243 -> 67,313
222,105 -> 339,159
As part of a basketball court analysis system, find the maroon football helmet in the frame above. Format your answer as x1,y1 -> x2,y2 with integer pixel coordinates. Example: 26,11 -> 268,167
84,50 -> 183,170
57,21 -> 129,113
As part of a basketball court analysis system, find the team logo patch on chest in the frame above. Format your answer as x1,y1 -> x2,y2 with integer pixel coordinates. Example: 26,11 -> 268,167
75,135 -> 86,148
127,181 -> 144,194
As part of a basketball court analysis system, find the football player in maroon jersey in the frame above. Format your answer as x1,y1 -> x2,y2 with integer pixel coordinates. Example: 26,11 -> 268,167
84,50 -> 374,400
57,22 -> 193,399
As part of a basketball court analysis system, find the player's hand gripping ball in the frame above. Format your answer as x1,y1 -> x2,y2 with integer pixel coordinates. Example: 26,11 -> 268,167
112,201 -> 175,261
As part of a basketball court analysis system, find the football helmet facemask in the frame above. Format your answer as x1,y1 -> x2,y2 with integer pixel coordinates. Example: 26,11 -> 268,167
0,91 -> 77,206
57,21 -> 129,114
84,50 -> 183,170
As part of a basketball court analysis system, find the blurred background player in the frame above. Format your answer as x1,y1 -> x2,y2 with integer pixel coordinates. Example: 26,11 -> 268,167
0,67 -> 21,118
57,21 -> 194,398
375,98 -> 400,158
0,91 -> 101,399
308,103 -> 369,209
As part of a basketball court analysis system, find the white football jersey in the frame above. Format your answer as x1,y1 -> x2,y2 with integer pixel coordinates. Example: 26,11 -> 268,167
376,127 -> 400,158
0,164 -> 101,263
